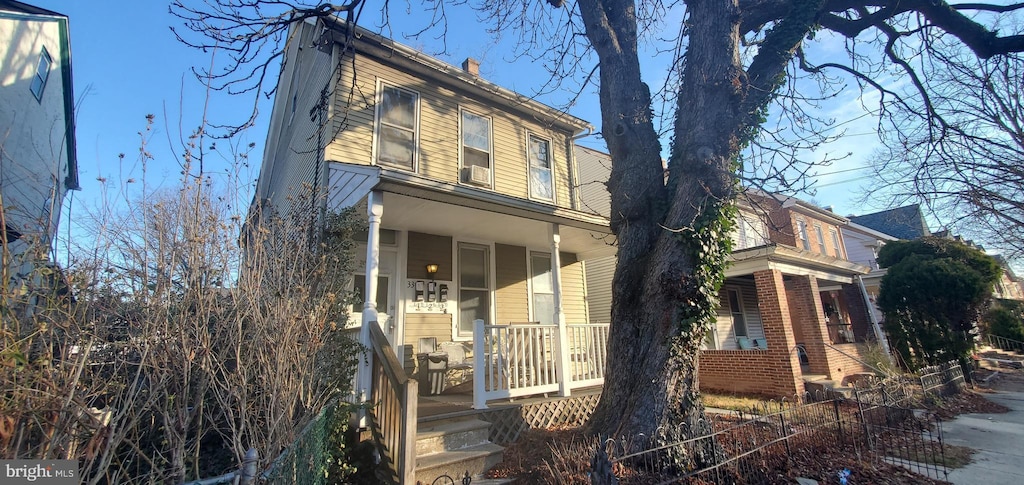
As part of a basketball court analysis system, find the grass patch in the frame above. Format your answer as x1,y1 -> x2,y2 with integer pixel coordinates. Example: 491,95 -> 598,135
701,393 -> 773,412
886,443 -> 975,469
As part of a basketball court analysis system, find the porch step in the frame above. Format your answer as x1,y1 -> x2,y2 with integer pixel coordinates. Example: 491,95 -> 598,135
415,442 -> 504,484
802,377 -> 854,398
978,345 -> 1024,369
415,416 -> 504,484
416,418 -> 491,455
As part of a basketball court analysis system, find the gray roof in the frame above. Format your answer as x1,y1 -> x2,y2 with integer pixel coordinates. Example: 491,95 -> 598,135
849,205 -> 930,240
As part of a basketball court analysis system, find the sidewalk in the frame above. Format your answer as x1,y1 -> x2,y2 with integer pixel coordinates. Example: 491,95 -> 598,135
942,371 -> 1024,485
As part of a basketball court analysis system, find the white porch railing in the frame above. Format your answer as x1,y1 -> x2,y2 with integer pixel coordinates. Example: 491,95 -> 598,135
472,320 -> 609,409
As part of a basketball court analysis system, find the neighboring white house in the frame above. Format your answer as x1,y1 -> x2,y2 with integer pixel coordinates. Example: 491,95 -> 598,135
0,0 -> 79,268
840,221 -> 899,324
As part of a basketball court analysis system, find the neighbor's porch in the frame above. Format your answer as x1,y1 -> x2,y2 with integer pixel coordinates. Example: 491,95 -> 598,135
698,245 -> 878,397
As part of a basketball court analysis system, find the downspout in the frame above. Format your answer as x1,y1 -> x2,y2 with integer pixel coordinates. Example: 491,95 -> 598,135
856,274 -> 893,365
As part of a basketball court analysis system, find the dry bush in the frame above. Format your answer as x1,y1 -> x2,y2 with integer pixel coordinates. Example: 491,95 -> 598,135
1,124 -> 362,483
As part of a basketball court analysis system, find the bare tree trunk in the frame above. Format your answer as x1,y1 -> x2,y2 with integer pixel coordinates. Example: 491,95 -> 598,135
583,0 -> 745,441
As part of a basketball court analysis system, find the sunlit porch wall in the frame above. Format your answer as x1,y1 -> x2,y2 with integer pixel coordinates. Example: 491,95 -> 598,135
398,231 -> 589,375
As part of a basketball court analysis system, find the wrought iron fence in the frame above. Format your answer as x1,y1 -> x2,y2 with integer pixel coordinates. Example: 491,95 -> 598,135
592,360 -> 966,484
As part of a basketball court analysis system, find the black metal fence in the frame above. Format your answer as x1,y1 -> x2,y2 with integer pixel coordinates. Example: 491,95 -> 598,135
592,361 -> 966,484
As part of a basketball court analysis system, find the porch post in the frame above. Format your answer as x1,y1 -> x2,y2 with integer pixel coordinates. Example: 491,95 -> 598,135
550,224 -> 571,397
357,190 -> 383,421
473,319 -> 487,409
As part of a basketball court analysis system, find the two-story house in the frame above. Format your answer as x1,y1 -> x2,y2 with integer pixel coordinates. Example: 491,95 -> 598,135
254,17 -> 615,410
0,0 -> 79,272
698,192 -> 876,397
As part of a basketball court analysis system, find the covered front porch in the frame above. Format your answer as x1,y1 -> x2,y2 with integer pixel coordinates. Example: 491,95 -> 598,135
332,162 -> 615,414
699,245 -> 878,397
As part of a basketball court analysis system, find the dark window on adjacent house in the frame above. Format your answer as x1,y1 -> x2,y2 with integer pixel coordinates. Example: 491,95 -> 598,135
30,47 -> 52,101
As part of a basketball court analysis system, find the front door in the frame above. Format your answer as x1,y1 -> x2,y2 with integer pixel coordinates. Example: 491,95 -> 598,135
355,247 -> 399,347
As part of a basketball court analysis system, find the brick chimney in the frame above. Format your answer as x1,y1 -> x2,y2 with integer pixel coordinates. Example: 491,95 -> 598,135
462,58 -> 480,77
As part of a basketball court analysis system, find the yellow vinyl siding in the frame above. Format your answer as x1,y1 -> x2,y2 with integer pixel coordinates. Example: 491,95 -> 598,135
495,244 -> 529,324
326,51 -> 577,209
407,232 -> 453,280
402,312 -> 454,372
559,252 -> 588,324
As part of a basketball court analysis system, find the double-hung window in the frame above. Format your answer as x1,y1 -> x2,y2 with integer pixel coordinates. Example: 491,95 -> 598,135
727,289 -> 747,338
461,110 -> 492,186
830,229 -> 843,259
458,243 -> 490,338
30,47 -> 52,101
375,83 -> 418,171
815,225 -> 828,254
530,252 -> 555,326
528,134 -> 553,201
797,220 -> 810,250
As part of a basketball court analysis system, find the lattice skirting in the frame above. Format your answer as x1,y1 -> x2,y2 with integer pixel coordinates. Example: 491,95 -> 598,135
478,393 -> 602,445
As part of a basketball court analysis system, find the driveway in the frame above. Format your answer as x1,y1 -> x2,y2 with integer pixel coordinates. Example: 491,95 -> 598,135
943,370 -> 1024,485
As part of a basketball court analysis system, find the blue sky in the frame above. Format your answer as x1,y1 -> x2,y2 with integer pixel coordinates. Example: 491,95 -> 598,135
35,0 -> 881,226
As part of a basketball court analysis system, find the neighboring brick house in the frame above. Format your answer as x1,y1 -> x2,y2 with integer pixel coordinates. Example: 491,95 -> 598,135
576,147 -> 876,397
698,192 -> 875,397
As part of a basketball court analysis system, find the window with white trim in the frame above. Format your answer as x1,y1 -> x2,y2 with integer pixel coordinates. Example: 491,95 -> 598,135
815,225 -> 827,254
460,110 -> 492,186
528,134 -> 553,201
727,288 -> 747,337
30,47 -> 52,101
830,229 -> 843,259
530,252 -> 555,326
797,220 -> 810,250
458,243 -> 490,337
375,83 -> 418,171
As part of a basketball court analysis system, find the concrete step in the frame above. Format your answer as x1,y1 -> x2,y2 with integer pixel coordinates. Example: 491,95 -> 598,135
415,442 -> 504,485
800,374 -> 829,382
416,418 -> 491,456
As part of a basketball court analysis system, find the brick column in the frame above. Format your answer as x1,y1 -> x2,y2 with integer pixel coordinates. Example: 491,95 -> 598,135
786,275 -> 832,378
753,269 -> 803,397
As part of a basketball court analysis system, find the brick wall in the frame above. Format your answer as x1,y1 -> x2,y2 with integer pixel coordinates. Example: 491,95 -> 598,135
786,275 -> 831,377
699,350 -> 800,397
698,270 -> 804,398
824,343 -> 873,385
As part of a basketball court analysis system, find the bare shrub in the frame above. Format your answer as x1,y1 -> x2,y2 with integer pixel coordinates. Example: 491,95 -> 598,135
1,123 -> 362,483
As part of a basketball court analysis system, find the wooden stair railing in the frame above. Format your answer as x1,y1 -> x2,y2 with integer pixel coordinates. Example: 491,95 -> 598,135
368,321 -> 417,484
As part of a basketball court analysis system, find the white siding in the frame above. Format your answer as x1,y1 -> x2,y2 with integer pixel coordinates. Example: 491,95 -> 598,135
0,12 -> 72,248
712,282 -> 766,350
256,22 -> 336,217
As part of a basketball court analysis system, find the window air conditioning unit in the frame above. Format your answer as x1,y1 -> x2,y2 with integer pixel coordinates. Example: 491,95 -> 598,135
465,165 -> 491,186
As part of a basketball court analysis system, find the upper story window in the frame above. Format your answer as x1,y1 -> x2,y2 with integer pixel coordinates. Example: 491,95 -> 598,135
460,110 -> 492,187
815,225 -> 828,254
830,229 -> 844,259
30,47 -> 52,102
375,83 -> 419,171
528,134 -> 553,201
797,220 -> 810,250
735,212 -> 768,249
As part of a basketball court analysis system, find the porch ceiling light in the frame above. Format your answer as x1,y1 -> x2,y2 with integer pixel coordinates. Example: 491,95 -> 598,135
426,264 -> 439,277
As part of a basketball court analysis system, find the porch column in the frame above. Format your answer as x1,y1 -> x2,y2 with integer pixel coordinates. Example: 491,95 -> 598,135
752,269 -> 803,397
357,190 -> 383,415
786,275 -> 832,378
550,224 -> 571,397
